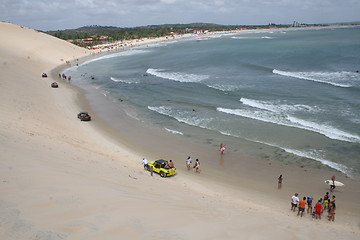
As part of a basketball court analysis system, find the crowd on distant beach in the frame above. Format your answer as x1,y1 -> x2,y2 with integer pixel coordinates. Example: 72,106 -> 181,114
291,191 -> 336,221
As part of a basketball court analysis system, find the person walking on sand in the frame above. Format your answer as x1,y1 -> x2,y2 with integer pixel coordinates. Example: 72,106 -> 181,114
186,156 -> 192,170
297,197 -> 307,217
291,193 -> 299,212
278,174 -> 283,189
193,159 -> 201,173
219,143 -> 225,154
330,175 -> 336,192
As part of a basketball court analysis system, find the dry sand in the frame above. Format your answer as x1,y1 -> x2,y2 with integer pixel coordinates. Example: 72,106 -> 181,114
0,22 -> 359,240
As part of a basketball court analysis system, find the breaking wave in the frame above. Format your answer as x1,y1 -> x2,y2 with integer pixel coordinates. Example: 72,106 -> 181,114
110,77 -> 139,84
148,105 -> 353,174
240,98 -> 320,114
273,69 -> 357,88
146,68 -> 209,83
217,98 -> 360,143
253,140 -> 350,174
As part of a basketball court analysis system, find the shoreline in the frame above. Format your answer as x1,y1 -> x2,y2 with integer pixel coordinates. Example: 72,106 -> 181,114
1,22 -> 359,239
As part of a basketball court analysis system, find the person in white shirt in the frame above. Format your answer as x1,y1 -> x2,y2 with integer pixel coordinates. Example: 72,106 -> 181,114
186,156 -> 192,170
142,158 -> 149,168
291,193 -> 299,212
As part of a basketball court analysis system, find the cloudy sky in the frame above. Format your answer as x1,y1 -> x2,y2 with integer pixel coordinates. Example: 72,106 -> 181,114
1,0 -> 359,31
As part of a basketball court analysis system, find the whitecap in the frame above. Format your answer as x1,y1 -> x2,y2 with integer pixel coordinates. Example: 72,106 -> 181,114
273,69 -> 355,88
110,77 -> 139,84
217,107 -> 360,143
207,83 -> 241,92
146,68 -> 209,83
240,98 -> 320,114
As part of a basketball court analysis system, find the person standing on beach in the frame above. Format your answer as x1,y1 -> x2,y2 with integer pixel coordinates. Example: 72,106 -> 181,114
331,195 -> 336,204
314,200 -> 323,220
291,193 -> 299,212
278,175 -> 283,189
307,196 -> 313,214
142,158 -> 149,169
150,165 -> 153,176
186,156 -> 192,170
193,159 -> 201,173
219,143 -> 225,154
323,192 -> 330,210
328,202 -> 336,221
297,197 -> 307,217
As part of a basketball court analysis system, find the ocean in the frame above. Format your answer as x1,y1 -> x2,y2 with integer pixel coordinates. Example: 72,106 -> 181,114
65,26 -> 360,176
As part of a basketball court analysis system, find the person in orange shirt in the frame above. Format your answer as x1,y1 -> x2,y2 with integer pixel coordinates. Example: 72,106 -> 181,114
297,197 -> 307,217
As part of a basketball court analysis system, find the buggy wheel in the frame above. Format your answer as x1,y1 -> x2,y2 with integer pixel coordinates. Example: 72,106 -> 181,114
160,171 -> 166,178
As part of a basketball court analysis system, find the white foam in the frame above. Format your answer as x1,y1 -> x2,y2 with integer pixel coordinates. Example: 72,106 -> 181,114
164,128 -> 184,135
110,77 -> 139,84
253,140 -> 350,174
146,68 -> 209,83
148,106 -> 211,128
286,116 -> 360,142
273,69 -> 355,88
217,107 -> 360,143
240,98 -> 320,114
207,83 -> 241,92
148,105 -> 354,174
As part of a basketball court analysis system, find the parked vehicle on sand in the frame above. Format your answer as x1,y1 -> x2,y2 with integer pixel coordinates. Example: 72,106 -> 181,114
145,159 -> 176,178
51,82 -> 58,88
77,112 -> 91,121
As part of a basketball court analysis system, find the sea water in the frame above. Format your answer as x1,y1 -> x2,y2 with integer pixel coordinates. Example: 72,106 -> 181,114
66,26 -> 360,176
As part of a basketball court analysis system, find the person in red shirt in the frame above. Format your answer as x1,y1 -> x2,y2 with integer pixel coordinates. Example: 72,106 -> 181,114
315,200 -> 323,219
297,197 -> 307,217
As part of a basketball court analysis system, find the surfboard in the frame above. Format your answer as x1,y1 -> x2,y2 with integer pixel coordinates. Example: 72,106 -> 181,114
324,180 -> 344,187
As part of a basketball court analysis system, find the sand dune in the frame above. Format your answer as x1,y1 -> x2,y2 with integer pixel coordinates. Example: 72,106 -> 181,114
0,22 -> 359,240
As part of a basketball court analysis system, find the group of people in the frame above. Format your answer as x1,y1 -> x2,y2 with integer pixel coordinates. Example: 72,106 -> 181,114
186,156 -> 201,173
59,73 -> 71,81
291,192 -> 336,221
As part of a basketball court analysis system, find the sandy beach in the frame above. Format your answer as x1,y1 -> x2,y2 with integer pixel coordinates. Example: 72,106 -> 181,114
1,22 -> 359,240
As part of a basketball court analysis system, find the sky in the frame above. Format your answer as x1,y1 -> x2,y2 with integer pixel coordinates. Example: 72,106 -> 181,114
1,0 -> 359,31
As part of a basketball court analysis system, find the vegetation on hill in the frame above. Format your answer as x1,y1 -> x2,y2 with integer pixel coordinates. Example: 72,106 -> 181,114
45,23 -> 327,48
